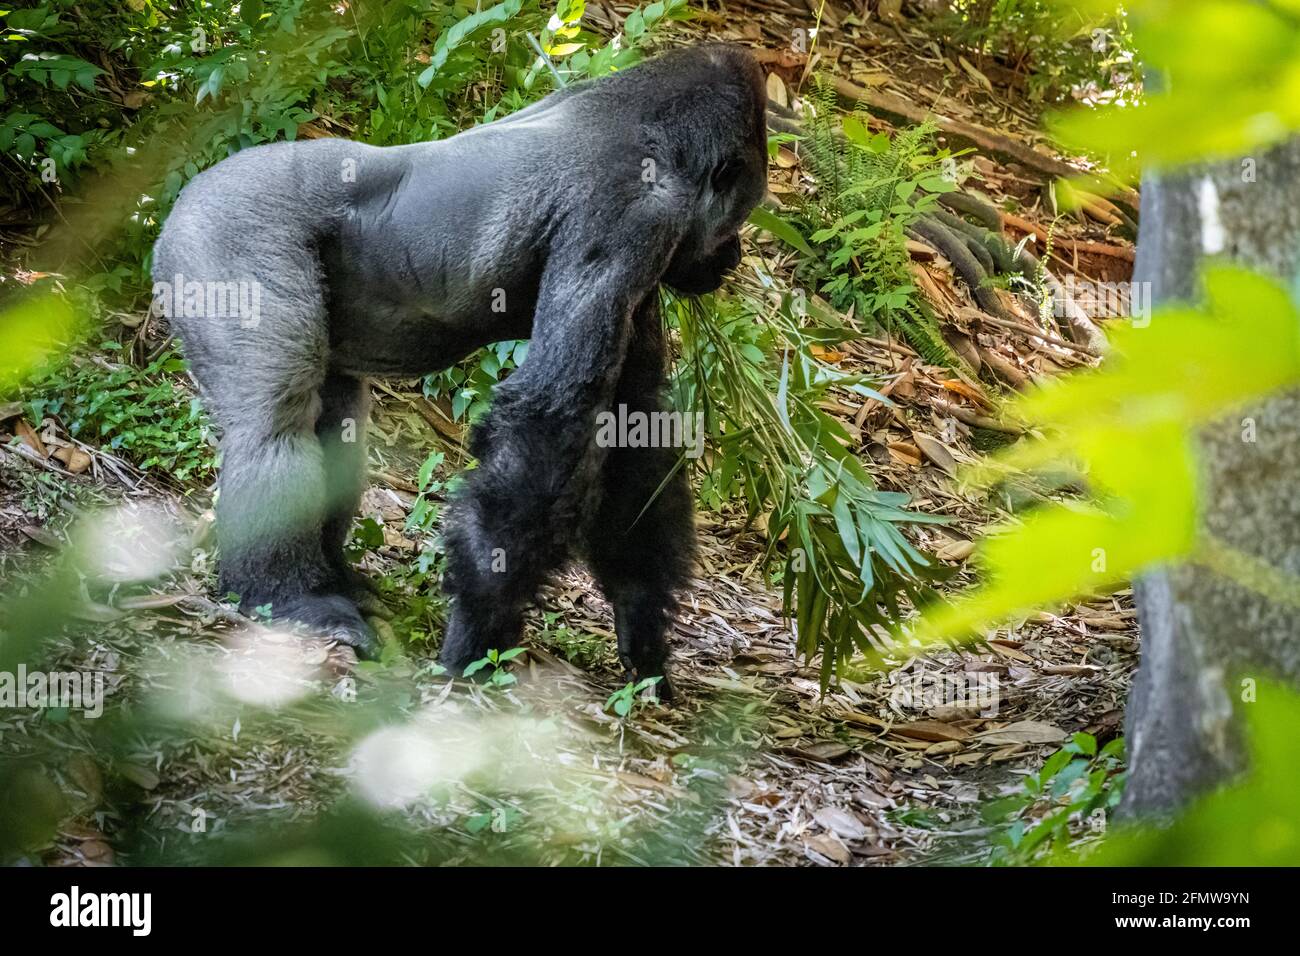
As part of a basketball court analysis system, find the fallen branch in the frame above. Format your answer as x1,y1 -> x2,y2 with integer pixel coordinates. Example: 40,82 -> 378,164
908,216 -> 1011,320
1002,213 -> 1136,261
962,308 -> 1102,358
931,397 -> 1024,435
830,76 -> 1136,204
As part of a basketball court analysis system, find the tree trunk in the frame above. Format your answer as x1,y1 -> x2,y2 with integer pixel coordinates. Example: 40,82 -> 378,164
1123,138 -> 1300,814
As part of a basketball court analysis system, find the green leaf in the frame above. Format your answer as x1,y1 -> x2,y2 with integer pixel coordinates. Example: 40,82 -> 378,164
748,206 -> 813,255
417,452 -> 439,491
841,114 -> 871,147
417,0 -> 523,87
1068,732 -> 1098,757
462,658 -> 490,677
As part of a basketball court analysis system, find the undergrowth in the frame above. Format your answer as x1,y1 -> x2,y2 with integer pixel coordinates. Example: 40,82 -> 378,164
798,79 -> 963,366
20,344 -> 214,482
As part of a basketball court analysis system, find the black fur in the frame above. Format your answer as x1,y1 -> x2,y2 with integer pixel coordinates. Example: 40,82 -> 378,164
152,44 -> 769,691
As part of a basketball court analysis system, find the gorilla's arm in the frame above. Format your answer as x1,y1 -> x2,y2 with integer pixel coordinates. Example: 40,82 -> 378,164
439,210 -> 682,671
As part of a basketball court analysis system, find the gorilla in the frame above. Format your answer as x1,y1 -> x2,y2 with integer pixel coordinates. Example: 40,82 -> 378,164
152,44 -> 768,695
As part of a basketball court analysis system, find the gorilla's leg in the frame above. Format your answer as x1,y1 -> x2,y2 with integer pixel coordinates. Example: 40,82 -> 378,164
217,424 -> 374,654
198,292 -> 375,656
584,300 -> 696,699
315,371 -> 376,602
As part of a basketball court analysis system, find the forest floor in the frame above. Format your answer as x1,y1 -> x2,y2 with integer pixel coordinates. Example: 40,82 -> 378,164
0,6 -> 1138,866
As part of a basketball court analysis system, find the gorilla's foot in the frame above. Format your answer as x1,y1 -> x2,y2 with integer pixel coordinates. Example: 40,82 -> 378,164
649,669 -> 678,703
621,658 -> 677,703
438,604 -> 520,677
332,565 -> 394,620
278,593 -> 380,659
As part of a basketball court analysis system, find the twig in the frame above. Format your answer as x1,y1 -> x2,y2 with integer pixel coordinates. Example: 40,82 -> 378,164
966,311 -> 1101,358
1001,213 -> 1135,261
0,442 -> 65,475
931,397 -> 1024,435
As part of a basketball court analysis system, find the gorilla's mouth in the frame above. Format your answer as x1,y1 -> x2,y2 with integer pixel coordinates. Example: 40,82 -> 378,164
664,234 -> 743,295
712,234 -> 742,272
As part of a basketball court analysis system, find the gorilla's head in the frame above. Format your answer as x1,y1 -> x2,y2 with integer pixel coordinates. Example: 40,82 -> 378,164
618,45 -> 770,295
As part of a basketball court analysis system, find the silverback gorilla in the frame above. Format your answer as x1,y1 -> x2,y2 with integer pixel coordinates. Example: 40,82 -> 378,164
153,44 -> 768,696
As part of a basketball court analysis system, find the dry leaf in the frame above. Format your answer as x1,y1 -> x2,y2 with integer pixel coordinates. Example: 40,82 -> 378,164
912,432 -> 958,475
987,639 -> 1034,663
810,343 -> 846,363
804,832 -> 852,863
119,764 -> 160,790
924,740 -> 963,756
51,445 -> 92,474
977,721 -> 1067,745
788,741 -> 852,762
66,755 -> 103,802
906,238 -> 937,261
940,378 -> 993,408
20,525 -> 61,549
814,806 -> 870,841
765,71 -> 788,108
958,55 -> 994,92
77,840 -> 115,865
886,441 -> 923,467
892,719 -> 970,742
15,418 -> 48,458
381,525 -> 417,551
936,538 -> 976,561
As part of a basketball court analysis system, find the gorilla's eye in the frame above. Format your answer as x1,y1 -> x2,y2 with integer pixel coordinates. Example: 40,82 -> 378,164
710,156 -> 743,193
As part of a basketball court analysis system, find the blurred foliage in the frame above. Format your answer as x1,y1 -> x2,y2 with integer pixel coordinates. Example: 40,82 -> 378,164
909,1 -> 1300,865
919,266 -> 1300,642
0,291 -> 81,395
1053,0 -> 1300,182
917,1 -> 1300,642
979,687 -> 1300,866
1073,683 -> 1300,865
0,526 -> 765,865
